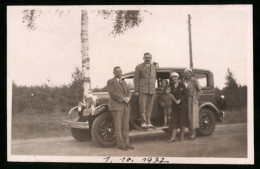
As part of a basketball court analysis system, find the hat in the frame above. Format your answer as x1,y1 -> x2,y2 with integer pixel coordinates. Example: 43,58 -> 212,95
184,68 -> 192,73
170,72 -> 179,77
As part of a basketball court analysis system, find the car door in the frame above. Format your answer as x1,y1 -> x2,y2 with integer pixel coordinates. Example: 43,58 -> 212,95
150,71 -> 171,121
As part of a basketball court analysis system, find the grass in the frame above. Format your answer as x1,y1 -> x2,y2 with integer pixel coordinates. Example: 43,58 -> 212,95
11,110 -> 71,140
11,107 -> 247,140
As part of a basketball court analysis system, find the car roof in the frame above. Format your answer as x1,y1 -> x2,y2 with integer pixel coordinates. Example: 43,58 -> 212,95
122,67 -> 211,77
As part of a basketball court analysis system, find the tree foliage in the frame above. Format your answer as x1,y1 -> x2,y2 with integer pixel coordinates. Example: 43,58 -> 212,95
22,9 -> 146,36
216,68 -> 247,110
22,10 -> 43,31
12,67 -> 86,115
98,10 -> 144,36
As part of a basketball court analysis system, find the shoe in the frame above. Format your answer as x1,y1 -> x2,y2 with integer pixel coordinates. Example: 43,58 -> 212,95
167,139 -> 177,143
179,138 -> 184,142
126,145 -> 135,150
146,123 -> 154,128
118,146 -> 128,151
141,123 -> 147,128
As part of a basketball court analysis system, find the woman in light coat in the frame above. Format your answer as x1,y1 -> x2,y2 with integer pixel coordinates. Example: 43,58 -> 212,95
183,68 -> 202,140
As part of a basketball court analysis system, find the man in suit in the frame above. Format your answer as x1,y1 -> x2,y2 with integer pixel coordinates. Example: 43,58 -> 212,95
107,66 -> 135,150
134,53 -> 157,128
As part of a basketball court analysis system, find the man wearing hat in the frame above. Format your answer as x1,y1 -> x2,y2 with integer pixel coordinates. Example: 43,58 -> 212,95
183,68 -> 202,140
134,53 -> 157,128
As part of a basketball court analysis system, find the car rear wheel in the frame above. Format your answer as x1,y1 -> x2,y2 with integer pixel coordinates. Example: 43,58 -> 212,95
91,112 -> 116,147
197,108 -> 216,136
71,118 -> 92,142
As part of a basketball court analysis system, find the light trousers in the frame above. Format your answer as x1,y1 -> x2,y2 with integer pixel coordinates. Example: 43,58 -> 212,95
139,93 -> 155,124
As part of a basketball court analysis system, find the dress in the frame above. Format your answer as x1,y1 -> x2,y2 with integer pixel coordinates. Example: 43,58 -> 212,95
170,82 -> 188,129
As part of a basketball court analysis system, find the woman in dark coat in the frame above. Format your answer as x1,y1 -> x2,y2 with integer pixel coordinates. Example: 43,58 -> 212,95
167,72 -> 188,142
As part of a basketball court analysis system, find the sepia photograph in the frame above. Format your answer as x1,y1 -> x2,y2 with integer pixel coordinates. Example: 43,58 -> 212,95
7,5 -> 253,164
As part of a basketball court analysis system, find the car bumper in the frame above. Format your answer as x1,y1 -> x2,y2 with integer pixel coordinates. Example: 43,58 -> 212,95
62,120 -> 89,129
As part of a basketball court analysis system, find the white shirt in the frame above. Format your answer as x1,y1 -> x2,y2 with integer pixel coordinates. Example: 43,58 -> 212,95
116,78 -> 123,84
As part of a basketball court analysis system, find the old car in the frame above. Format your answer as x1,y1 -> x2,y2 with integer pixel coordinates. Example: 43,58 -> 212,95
63,67 -> 225,147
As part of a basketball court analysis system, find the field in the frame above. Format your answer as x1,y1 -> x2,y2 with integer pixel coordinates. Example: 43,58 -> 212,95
11,107 -> 247,140
11,110 -> 71,139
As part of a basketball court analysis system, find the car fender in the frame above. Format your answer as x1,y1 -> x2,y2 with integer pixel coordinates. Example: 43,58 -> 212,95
199,102 -> 221,122
92,104 -> 109,116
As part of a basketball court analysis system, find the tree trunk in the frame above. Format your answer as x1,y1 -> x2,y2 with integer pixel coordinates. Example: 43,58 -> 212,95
81,10 -> 91,98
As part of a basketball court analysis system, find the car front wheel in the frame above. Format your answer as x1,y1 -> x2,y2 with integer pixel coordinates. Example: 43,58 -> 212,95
91,112 -> 116,147
197,108 -> 216,136
71,118 -> 92,141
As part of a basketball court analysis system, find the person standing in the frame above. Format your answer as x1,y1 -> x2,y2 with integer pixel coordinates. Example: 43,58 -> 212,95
159,86 -> 177,127
167,72 -> 188,142
184,68 -> 202,140
134,53 -> 157,128
107,66 -> 135,150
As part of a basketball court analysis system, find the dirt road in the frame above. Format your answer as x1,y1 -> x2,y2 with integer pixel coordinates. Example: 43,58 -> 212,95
11,123 -> 247,158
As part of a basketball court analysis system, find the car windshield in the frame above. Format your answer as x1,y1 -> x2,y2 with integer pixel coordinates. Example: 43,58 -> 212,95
123,76 -> 135,90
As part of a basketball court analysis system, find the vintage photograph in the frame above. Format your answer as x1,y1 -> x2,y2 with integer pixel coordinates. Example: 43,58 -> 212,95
7,5 -> 253,164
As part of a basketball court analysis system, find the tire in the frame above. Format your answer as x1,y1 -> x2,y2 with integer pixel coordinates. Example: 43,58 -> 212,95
91,112 -> 116,147
197,108 -> 216,136
71,118 -> 92,142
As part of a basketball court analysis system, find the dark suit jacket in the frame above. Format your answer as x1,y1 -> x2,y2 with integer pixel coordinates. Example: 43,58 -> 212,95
107,77 -> 131,111
133,63 -> 156,94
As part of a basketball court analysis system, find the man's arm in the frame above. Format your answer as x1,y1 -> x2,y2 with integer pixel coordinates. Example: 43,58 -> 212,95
107,80 -> 124,103
123,80 -> 132,103
133,65 -> 140,92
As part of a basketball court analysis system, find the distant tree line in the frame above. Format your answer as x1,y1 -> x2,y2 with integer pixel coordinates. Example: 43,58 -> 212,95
12,67 -> 246,115
12,67 -> 83,115
215,68 -> 247,110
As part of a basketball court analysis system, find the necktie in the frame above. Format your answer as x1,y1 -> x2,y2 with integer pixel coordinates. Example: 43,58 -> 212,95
119,79 -> 125,93
119,79 -> 123,86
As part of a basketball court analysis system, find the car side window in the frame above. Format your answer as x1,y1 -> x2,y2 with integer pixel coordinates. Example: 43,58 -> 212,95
194,73 -> 208,88
156,72 -> 170,90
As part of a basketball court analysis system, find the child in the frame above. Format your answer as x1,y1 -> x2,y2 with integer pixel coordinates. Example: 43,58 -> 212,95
159,79 -> 169,90
159,86 -> 177,126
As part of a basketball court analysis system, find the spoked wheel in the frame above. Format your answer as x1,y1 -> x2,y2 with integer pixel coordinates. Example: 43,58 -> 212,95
197,108 -> 216,136
99,117 -> 116,142
91,112 -> 116,147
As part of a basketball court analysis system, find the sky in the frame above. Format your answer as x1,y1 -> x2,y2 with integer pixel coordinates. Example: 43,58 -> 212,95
7,5 -> 252,89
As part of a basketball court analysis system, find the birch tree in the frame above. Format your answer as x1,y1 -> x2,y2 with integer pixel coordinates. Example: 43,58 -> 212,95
22,9 -> 147,98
